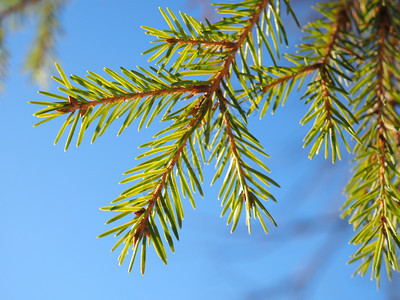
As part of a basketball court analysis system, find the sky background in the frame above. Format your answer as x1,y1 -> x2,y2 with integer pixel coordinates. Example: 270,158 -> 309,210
0,0 -> 399,299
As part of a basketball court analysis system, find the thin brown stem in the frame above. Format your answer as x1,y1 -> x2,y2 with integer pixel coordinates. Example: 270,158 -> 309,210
261,63 -> 321,92
209,0 -> 269,95
321,70 -> 333,127
320,7 -> 348,66
375,3 -> 391,232
133,95 -> 212,243
261,5 -> 348,96
207,0 -> 270,206
316,6 -> 349,128
217,88 -> 252,207
59,0 -> 268,116
166,38 -> 235,49
57,85 -> 210,114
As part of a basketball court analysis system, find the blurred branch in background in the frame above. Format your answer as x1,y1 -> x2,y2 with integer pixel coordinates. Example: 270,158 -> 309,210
0,0 -> 66,89
0,0 -> 40,18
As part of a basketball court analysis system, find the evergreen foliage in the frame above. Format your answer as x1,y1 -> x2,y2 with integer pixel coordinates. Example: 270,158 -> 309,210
29,0 -> 400,286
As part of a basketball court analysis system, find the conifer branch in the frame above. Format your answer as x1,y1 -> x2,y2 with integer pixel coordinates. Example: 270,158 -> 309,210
259,3 -> 350,94
217,89 -> 252,208
56,85 -> 210,114
210,86 -> 278,233
320,7 -> 349,66
122,0 -> 277,248
299,2 -> 358,162
209,0 -> 269,91
30,0 -> 352,276
375,4 -> 390,232
260,63 -> 321,92
252,1 -> 359,163
315,5 -> 351,130
343,0 -> 400,283
316,5 -> 349,128
131,96 -> 211,243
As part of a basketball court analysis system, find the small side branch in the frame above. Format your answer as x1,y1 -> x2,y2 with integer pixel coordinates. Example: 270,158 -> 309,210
320,7 -> 348,66
217,89 -> 253,209
375,3 -> 391,232
261,63 -> 321,92
320,70 -> 333,127
132,95 -> 211,242
209,0 -> 269,94
57,85 -> 210,114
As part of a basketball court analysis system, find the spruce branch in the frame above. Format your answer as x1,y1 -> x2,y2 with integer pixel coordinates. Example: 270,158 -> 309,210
375,5 -> 391,217
131,0 -> 276,248
214,88 -> 278,234
319,5 -> 349,66
101,1 -> 283,263
260,63 -> 321,93
217,89 -> 254,230
99,95 -> 211,273
251,1 -> 359,163
343,0 -> 400,285
121,96 -> 211,269
56,86 -> 210,114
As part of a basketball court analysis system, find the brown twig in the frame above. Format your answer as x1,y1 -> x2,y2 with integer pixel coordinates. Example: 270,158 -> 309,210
217,88 -> 253,208
209,0 -> 269,94
317,7 -> 349,129
261,5 -> 349,96
320,8 -> 348,66
133,95 -> 212,243
59,0 -> 269,117
166,38 -> 235,49
321,70 -> 333,127
56,85 -> 211,114
261,63 -> 321,93
375,3 -> 391,234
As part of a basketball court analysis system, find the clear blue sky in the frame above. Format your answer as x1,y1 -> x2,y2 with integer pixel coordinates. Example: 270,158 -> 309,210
0,1 -> 398,299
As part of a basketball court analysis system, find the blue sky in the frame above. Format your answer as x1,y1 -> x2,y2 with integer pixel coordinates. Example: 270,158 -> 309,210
0,0 -> 398,299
